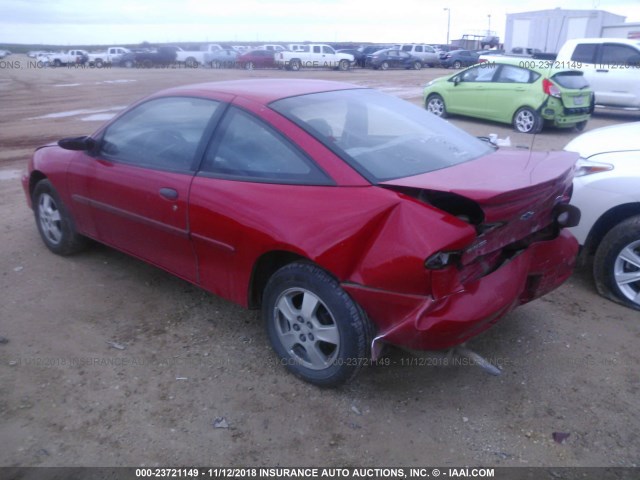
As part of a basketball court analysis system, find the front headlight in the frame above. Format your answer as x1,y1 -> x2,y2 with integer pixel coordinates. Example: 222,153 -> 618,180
574,158 -> 613,177
425,80 -> 434,88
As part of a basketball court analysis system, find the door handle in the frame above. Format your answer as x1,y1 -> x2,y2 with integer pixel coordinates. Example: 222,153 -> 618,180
159,188 -> 178,200
596,69 -> 609,73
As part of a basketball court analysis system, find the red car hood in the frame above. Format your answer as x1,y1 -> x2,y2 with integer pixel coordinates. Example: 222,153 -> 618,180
382,149 -> 578,264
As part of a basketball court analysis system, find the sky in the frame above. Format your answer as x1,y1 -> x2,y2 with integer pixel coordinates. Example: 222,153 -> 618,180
1,0 -> 640,46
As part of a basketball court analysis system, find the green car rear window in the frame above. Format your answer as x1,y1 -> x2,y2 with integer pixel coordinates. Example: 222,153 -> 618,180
551,71 -> 589,89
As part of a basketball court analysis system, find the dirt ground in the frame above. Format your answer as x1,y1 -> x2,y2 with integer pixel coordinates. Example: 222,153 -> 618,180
0,56 -> 639,469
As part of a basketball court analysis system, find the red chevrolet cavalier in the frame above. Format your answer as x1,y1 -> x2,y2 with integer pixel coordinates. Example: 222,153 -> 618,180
23,79 -> 580,386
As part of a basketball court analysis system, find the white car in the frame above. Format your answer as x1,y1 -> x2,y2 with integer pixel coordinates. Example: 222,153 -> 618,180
566,122 -> 640,310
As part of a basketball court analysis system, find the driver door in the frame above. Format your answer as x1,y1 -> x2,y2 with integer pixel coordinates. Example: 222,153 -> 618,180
69,96 -> 224,281
446,64 -> 498,116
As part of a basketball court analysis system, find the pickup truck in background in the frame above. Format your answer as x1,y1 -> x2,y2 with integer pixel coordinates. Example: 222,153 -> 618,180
88,47 -> 131,67
176,44 -> 224,67
47,50 -> 89,66
555,38 -> 640,109
275,44 -> 354,71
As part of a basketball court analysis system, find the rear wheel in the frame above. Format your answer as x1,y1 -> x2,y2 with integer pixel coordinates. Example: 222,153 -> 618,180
513,107 -> 542,134
453,60 -> 462,69
33,180 -> 87,256
263,262 -> 374,387
426,94 -> 448,118
380,61 -> 389,71
185,57 -> 198,68
289,59 -> 302,71
413,61 -> 422,70
593,216 -> 640,311
244,61 -> 254,70
338,59 -> 350,71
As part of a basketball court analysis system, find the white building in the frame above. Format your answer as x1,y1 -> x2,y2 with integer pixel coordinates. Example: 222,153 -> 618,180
504,8 -> 626,53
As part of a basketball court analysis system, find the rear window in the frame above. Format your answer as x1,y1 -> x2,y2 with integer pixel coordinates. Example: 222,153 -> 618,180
270,89 -> 493,183
551,71 -> 589,89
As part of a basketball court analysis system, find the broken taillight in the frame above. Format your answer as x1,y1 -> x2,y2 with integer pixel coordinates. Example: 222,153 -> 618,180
542,78 -> 561,98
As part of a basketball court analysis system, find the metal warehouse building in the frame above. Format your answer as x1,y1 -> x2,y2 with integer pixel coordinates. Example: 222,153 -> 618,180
504,8 -> 628,54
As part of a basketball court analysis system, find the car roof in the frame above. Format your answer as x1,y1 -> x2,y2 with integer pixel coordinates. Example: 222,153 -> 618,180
156,79 -> 366,103
562,37 -> 640,47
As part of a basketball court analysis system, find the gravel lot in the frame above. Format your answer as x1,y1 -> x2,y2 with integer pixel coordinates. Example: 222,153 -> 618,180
0,56 -> 639,469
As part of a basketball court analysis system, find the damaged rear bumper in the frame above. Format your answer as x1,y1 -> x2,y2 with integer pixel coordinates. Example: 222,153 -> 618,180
343,229 -> 578,354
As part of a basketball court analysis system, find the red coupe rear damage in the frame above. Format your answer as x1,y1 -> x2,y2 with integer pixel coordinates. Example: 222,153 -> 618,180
22,79 -> 580,385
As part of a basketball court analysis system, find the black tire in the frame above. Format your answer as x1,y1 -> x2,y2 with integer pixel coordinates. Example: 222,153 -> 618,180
338,59 -> 349,71
33,180 -> 87,256
380,61 -> 389,71
290,59 -> 301,71
413,61 -> 422,70
513,106 -> 542,134
575,120 -> 588,132
244,61 -> 254,70
593,216 -> 640,311
453,60 -> 462,69
123,59 -> 134,68
53,59 -> 62,67
185,57 -> 198,68
425,93 -> 448,118
262,262 -> 374,387
94,59 -> 104,68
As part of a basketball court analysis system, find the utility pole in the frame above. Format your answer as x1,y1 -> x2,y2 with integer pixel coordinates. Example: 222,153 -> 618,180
444,8 -> 451,45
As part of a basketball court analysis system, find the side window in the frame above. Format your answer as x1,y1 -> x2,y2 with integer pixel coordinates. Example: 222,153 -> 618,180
201,107 -> 332,185
313,46 -> 321,53
415,46 -> 423,53
401,45 -> 411,52
100,97 -> 221,171
571,44 -> 597,63
461,64 -> 497,82
322,46 -> 335,54
495,65 -> 532,83
600,44 -> 640,66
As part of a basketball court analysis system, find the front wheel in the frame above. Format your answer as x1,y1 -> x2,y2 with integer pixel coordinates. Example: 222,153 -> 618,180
262,263 -> 374,387
244,61 -> 254,70
425,94 -> 448,118
453,60 -> 462,69
338,59 -> 349,71
413,61 -> 422,70
593,216 -> 640,311
380,61 -> 389,71
513,107 -> 542,134
33,180 -> 87,256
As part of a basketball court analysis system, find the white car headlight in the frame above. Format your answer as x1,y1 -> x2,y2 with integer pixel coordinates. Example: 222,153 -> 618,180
574,158 -> 613,177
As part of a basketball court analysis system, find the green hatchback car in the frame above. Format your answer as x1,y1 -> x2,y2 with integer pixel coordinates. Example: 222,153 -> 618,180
423,58 -> 594,133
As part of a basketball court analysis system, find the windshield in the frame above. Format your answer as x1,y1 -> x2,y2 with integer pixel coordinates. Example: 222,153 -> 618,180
270,89 -> 492,182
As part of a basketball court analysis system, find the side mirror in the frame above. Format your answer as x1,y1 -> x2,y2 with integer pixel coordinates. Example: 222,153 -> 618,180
58,136 -> 96,151
453,76 -> 461,86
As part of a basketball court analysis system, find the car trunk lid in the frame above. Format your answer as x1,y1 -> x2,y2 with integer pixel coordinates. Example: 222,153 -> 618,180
381,149 -> 577,265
